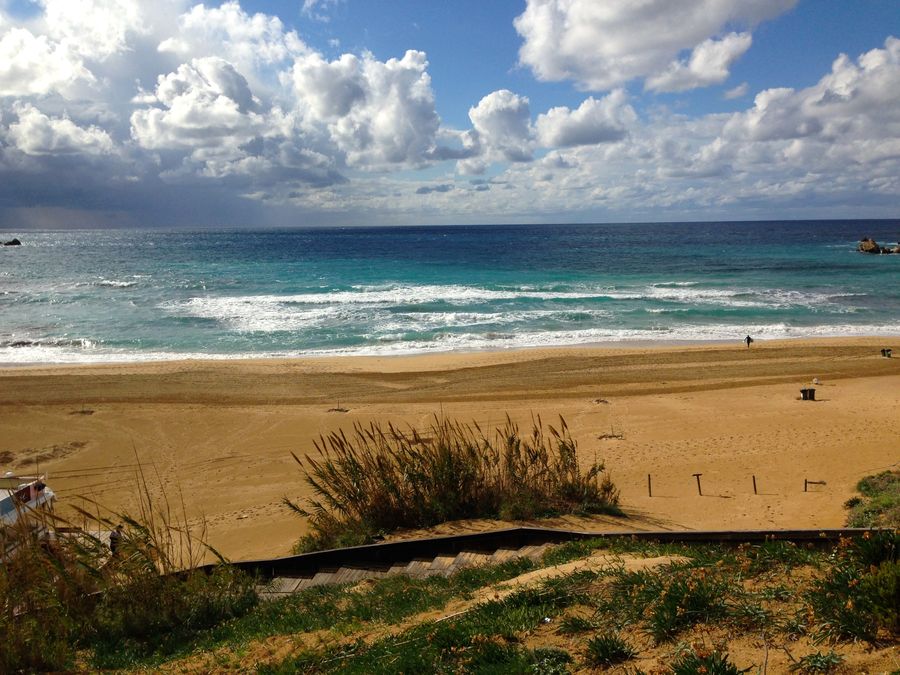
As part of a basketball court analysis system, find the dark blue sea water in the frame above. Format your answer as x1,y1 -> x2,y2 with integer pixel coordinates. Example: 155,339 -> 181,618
1,221 -> 898,364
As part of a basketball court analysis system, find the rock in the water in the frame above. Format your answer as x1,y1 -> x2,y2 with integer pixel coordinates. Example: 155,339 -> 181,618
857,237 -> 881,253
3,238 -> 21,246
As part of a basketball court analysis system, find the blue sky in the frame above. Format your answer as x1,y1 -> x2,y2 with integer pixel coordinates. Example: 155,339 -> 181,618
0,0 -> 898,227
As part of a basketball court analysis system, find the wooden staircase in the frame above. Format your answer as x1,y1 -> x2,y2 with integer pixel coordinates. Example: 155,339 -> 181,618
258,542 -> 552,599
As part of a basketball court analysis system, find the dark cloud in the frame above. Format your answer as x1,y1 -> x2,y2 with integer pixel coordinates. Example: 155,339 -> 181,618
415,183 -> 452,194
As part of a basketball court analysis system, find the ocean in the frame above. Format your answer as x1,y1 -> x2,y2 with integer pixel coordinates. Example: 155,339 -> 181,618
1,221 -> 898,365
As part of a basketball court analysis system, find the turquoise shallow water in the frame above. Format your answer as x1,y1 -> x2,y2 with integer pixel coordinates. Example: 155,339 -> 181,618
1,221 -> 898,364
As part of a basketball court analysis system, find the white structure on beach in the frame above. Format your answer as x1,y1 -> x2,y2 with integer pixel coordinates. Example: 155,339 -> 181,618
1,472 -> 56,528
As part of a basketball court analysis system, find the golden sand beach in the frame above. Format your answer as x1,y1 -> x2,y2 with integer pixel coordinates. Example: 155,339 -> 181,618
1,336 -> 898,561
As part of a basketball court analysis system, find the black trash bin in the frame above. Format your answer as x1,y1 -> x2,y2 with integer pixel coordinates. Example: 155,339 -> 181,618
800,388 -> 809,400
807,388 -> 816,401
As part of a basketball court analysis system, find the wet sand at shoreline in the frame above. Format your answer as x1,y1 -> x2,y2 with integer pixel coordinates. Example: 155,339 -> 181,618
1,336 -> 898,561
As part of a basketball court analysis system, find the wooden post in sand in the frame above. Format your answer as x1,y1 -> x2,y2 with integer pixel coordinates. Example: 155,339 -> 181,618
647,474 -> 652,497
693,473 -> 703,496
804,479 -> 826,492
752,475 -> 757,495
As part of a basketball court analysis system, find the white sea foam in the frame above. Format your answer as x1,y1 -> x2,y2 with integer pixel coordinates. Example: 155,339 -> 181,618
162,293 -> 617,333
95,279 -> 139,288
163,284 -> 863,334
301,323 -> 900,357
156,279 -> 871,339
170,298 -> 353,332
3,323 -> 899,365
374,309 -> 612,333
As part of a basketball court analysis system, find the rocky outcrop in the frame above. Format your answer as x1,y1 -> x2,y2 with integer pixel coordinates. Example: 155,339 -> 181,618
857,237 -> 898,254
2,238 -> 21,246
858,237 -> 881,253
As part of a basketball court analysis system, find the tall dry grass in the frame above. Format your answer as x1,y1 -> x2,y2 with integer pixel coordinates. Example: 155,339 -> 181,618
0,459 -> 256,671
0,509 -> 99,671
286,415 -> 620,552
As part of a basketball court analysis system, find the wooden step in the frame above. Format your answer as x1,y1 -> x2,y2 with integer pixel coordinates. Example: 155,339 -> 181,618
427,554 -> 458,573
489,548 -> 521,562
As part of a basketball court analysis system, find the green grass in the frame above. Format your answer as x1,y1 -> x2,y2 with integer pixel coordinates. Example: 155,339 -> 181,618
845,470 -> 900,527
259,579 -> 588,674
286,415 -> 621,552
256,536 -> 890,674
90,556 -> 539,670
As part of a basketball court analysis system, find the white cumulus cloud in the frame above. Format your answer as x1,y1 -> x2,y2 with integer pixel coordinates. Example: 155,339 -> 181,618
0,27 -> 94,96
724,37 -> 900,147
41,0 -> 147,61
8,103 -> 115,155
289,49 -> 440,167
158,1 -> 307,76
495,36 -> 900,220
724,82 -> 749,99
645,32 -> 753,92
461,89 -> 533,173
514,0 -> 796,91
535,90 -> 634,147
130,56 -> 269,167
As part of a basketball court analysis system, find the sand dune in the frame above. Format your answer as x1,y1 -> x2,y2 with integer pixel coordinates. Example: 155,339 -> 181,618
1,336 -> 898,561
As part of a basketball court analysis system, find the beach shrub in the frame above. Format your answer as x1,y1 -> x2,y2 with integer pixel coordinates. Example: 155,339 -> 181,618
808,531 -> 899,643
529,647 -> 574,674
844,470 -> 900,528
584,632 -> 636,666
671,646 -> 748,675
602,564 -> 735,644
855,560 -> 899,635
789,650 -> 844,673
556,613 -> 597,634
287,415 -> 620,552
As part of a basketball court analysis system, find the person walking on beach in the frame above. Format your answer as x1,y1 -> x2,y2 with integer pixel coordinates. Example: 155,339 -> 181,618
744,335 -> 753,348
109,524 -> 123,557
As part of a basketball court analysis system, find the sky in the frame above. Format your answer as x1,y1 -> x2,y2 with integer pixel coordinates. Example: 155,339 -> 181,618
0,0 -> 898,228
